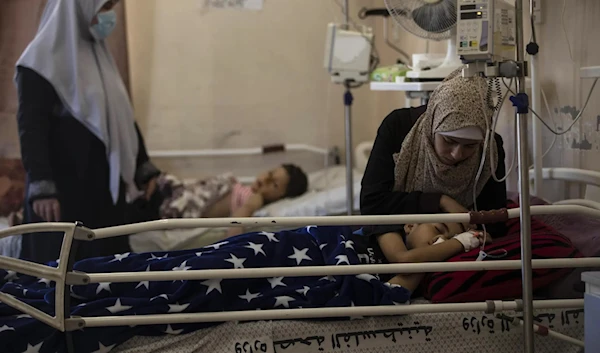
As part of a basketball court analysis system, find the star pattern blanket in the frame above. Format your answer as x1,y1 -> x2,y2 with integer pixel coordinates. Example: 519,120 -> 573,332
0,226 -> 411,353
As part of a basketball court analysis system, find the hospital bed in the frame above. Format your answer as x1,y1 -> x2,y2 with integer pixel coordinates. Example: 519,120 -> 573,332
148,142 -> 369,218
128,164 -> 365,252
129,143 -> 369,253
0,206 -> 597,353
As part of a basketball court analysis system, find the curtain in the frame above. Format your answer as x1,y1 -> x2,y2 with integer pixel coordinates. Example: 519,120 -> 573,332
0,0 -> 131,158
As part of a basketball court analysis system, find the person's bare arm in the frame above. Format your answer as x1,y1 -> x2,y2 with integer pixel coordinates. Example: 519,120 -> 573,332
226,193 -> 265,238
377,232 -> 464,264
377,232 -> 465,293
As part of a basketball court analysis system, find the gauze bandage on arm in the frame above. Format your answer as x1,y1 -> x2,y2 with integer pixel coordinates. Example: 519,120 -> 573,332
453,230 -> 482,252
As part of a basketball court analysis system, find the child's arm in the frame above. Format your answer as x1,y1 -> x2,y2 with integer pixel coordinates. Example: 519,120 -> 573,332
226,193 -> 265,238
377,232 -> 464,264
378,231 -> 477,293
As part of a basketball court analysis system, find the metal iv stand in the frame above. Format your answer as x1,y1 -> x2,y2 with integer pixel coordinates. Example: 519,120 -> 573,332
462,0 -> 534,351
342,0 -> 354,216
512,1 -> 535,351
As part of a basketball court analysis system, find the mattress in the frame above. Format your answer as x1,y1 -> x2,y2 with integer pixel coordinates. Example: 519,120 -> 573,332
112,305 -> 584,353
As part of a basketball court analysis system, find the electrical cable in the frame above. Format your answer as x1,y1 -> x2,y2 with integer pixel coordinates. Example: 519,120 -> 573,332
502,77 -> 598,136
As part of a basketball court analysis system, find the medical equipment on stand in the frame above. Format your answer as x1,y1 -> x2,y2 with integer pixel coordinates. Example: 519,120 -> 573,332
384,0 -> 464,81
359,6 -> 444,107
384,0 -> 535,351
324,0 -> 375,215
459,0 -> 535,352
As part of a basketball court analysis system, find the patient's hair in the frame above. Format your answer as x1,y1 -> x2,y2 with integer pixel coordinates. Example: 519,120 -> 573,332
282,164 -> 308,198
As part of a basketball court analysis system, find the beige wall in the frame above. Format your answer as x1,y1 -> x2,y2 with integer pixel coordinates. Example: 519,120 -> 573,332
125,0 -> 433,179
0,0 -> 46,158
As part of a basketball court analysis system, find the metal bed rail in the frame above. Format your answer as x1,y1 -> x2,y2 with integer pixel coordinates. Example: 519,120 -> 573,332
0,222 -> 87,332
146,143 -> 341,184
148,144 -> 331,158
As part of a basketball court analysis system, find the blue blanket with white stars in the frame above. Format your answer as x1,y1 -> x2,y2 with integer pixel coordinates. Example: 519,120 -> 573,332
0,225 -> 411,353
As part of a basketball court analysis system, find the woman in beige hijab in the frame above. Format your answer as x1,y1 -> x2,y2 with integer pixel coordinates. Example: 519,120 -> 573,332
360,69 -> 508,241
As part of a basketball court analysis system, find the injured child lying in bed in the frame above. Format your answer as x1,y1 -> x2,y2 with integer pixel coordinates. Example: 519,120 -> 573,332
0,214 -> 582,352
128,164 -> 308,236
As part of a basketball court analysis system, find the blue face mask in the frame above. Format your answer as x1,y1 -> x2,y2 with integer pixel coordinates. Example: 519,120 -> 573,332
90,10 -> 117,40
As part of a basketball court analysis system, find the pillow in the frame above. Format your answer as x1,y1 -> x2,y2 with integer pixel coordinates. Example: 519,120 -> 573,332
422,207 -> 582,303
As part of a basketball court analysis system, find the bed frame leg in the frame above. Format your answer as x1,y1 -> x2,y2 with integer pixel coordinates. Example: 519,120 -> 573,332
64,237 -> 81,353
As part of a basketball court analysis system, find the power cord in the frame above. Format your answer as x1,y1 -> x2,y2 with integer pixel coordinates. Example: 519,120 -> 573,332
502,77 -> 598,136
472,77 -> 510,261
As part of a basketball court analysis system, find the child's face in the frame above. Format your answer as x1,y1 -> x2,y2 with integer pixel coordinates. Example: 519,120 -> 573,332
404,222 -> 465,249
251,167 -> 290,203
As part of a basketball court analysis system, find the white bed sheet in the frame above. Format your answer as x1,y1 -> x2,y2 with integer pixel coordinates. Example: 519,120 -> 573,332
112,305 -> 584,353
128,227 -> 229,253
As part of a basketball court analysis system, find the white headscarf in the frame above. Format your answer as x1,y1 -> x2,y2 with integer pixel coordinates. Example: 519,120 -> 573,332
16,0 -> 139,204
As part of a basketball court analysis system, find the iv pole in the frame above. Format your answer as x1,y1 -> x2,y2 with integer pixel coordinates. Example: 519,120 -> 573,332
462,0 -> 533,350
342,0 -> 354,216
513,0 -> 535,351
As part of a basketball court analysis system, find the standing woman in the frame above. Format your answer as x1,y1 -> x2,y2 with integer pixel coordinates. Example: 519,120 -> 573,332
15,0 -> 160,263
360,69 -> 508,238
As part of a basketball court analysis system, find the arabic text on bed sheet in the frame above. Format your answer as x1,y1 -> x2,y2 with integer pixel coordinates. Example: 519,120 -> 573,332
234,340 -> 270,353
461,309 -> 584,335
271,324 -> 433,352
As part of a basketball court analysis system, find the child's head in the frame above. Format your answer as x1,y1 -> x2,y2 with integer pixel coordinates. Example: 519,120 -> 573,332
403,222 -> 466,249
251,164 -> 308,203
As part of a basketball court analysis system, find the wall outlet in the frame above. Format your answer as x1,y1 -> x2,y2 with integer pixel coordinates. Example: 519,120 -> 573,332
533,0 -> 542,25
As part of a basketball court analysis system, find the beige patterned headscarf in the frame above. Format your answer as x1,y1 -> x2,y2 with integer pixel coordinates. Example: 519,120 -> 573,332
392,68 -> 498,208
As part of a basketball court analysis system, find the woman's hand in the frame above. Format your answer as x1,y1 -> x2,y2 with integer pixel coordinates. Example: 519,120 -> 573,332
440,195 -> 468,213
440,195 -> 475,230
33,198 -> 61,222
142,177 -> 158,200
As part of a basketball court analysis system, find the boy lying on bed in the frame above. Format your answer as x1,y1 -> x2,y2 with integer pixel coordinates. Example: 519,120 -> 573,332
361,222 -> 491,293
127,164 -> 309,236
